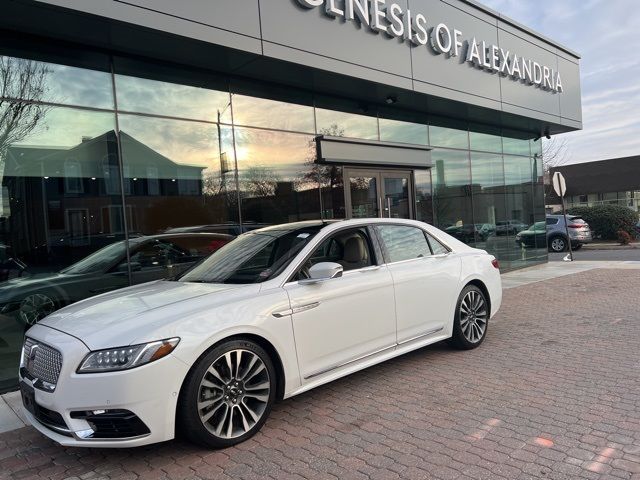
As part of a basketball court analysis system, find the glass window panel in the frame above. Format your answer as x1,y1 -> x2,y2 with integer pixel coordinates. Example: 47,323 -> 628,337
431,149 -> 474,243
115,74 -> 231,123
471,153 -> 506,259
469,131 -> 502,153
502,134 -> 531,156
429,125 -> 469,149
118,114 -> 239,236
0,103 -> 125,391
315,108 -> 378,140
414,169 -> 433,224
231,94 -> 315,133
504,155 -> 537,270
378,225 -> 431,262
379,118 -> 428,145
0,56 -> 113,109
233,127 -> 321,225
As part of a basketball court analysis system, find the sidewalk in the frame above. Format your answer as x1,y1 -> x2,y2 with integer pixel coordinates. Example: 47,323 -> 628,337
501,259 -> 640,288
583,241 -> 639,250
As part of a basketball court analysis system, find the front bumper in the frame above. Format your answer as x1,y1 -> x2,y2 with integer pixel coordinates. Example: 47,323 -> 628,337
19,324 -> 190,448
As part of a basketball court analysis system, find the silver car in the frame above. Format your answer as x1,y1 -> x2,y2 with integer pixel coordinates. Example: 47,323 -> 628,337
546,215 -> 593,252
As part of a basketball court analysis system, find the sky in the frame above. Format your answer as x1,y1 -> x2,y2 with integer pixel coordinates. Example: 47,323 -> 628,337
480,0 -> 640,165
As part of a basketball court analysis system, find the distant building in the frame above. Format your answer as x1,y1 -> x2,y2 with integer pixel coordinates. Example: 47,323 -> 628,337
547,156 -> 640,212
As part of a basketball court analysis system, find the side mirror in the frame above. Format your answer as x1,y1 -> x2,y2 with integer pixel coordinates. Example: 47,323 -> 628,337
300,262 -> 343,285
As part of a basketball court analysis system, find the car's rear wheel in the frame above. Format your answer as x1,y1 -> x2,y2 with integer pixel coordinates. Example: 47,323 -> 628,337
549,236 -> 567,252
177,339 -> 276,448
449,285 -> 489,350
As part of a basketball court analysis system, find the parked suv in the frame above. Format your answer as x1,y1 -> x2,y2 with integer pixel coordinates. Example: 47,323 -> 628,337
546,215 -> 593,252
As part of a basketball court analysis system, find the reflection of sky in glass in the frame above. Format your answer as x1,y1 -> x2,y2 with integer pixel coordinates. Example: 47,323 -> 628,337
503,136 -> 531,156
232,94 -> 314,133
234,127 -> 313,183
118,114 -> 220,169
432,150 -> 471,187
504,155 -> 534,186
13,106 -> 115,147
315,108 -> 378,139
379,119 -> 428,145
115,75 -> 230,123
471,153 -> 504,189
429,126 -> 469,149
1,56 -> 113,109
469,131 -> 502,153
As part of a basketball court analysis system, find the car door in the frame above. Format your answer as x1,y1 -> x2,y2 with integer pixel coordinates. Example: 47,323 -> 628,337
284,226 -> 396,380
376,224 -> 461,344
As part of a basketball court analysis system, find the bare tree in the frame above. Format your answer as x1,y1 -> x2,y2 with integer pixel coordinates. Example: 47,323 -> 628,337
541,137 -> 569,172
0,57 -> 52,158
241,165 -> 281,197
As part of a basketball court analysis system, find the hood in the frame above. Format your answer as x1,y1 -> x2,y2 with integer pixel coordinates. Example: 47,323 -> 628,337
39,280 -> 249,349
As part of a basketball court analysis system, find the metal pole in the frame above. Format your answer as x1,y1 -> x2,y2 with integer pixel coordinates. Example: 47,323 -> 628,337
561,194 -> 573,261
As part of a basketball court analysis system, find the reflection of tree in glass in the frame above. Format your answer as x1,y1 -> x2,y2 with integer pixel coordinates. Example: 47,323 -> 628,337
299,124 -> 344,190
0,58 -> 52,159
241,165 -> 281,197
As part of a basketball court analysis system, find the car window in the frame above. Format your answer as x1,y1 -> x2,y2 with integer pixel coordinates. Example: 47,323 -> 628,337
546,218 -> 559,225
378,225 -> 431,263
426,233 -> 449,255
294,228 -> 373,280
568,217 -> 586,224
179,225 -> 323,284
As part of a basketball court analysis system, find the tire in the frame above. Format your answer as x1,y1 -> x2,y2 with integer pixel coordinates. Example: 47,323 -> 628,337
177,338 -> 276,448
449,285 -> 489,350
548,236 -> 567,252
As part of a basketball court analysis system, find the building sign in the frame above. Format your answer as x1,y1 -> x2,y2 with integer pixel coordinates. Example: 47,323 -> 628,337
296,0 -> 564,94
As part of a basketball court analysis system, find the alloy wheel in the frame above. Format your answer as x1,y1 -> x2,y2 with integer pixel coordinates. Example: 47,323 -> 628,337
197,349 -> 270,439
19,294 -> 56,326
551,237 -> 566,252
459,290 -> 487,343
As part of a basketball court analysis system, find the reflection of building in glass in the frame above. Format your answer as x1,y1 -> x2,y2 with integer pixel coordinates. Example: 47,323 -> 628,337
2,131 -> 204,269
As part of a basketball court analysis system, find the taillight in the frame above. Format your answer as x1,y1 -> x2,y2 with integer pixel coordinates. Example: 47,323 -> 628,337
567,224 -> 583,229
491,258 -> 500,269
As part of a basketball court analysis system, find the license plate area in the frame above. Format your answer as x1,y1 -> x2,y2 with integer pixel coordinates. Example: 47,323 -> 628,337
20,381 -> 36,416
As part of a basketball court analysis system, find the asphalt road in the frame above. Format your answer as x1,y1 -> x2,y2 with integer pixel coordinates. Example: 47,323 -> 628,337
549,248 -> 640,262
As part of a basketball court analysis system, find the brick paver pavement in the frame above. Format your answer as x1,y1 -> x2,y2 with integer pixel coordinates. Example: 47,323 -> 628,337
1,268 -> 639,480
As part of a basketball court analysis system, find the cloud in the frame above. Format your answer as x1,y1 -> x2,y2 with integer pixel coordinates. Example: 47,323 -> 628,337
481,0 -> 640,164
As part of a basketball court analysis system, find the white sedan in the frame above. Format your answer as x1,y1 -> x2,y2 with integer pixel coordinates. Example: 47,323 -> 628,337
19,219 -> 502,448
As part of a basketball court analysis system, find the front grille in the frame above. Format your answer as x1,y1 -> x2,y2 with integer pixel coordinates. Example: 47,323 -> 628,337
22,338 -> 62,388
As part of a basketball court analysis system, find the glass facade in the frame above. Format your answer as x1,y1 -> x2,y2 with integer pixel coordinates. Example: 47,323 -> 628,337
0,52 -> 546,391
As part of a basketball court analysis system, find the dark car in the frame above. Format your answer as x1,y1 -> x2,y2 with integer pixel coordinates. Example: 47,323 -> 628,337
515,222 -> 547,249
0,233 -> 233,328
445,224 -> 479,243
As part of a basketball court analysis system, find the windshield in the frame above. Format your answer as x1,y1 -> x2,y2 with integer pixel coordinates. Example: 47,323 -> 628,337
61,241 -> 126,274
179,225 -> 323,284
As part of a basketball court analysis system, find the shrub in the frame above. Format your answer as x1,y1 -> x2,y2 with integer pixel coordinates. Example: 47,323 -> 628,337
567,205 -> 639,240
617,229 -> 632,245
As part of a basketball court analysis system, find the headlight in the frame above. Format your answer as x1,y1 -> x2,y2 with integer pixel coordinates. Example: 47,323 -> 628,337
77,338 -> 179,373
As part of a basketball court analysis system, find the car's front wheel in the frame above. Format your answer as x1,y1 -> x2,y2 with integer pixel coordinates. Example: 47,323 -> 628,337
177,339 -> 276,448
549,236 -> 567,252
449,285 -> 489,350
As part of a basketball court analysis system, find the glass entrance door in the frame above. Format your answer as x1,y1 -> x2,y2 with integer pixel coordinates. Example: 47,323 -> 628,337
344,168 -> 414,219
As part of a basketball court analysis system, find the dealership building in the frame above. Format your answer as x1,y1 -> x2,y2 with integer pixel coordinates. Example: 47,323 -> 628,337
0,0 -> 581,391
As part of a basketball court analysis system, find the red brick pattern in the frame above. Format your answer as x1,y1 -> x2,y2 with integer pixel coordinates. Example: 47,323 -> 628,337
1,268 -> 639,480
